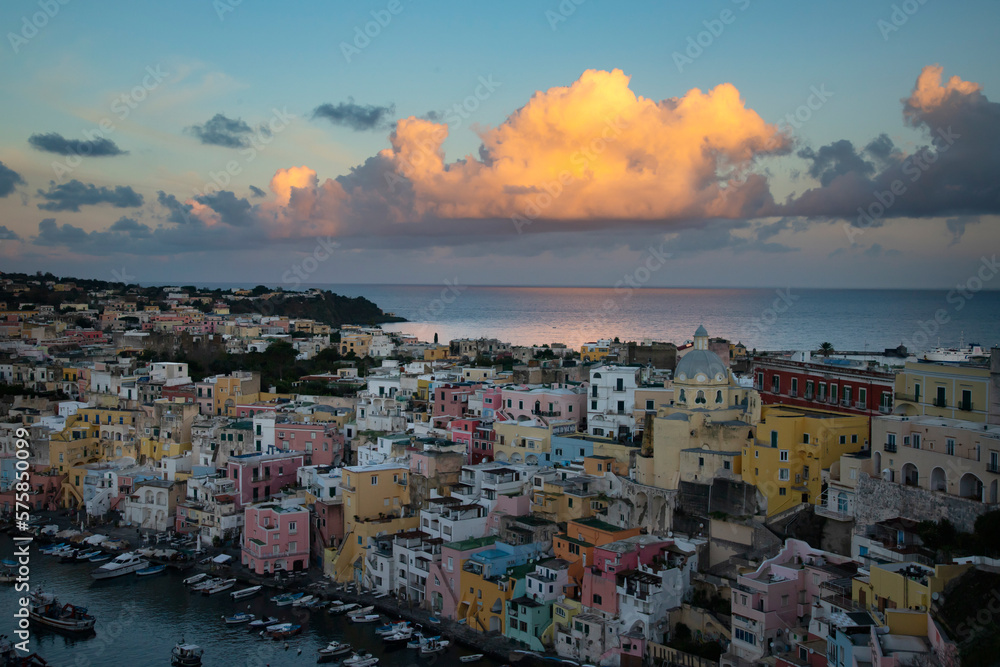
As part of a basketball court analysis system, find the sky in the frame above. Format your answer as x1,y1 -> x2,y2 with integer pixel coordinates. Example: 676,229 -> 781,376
1,0 -> 999,289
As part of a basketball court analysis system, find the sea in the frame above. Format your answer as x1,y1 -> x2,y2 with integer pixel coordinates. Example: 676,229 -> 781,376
0,536 -> 488,667
189,284 -> 1000,354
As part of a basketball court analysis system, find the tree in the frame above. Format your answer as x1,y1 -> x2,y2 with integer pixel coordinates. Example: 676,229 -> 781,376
820,342 -> 834,357
433,332 -> 439,344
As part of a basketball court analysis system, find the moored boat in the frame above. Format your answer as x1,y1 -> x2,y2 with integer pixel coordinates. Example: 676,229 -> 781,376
270,591 -> 304,606
247,616 -> 278,630
421,638 -> 450,654
343,651 -> 379,667
317,640 -> 352,661
171,641 -> 203,666
290,594 -> 315,607
91,552 -> 149,580
189,577 -> 220,592
88,553 -> 112,563
347,605 -> 374,616
383,627 -> 413,647
264,622 -> 301,639
136,564 -> 167,577
230,585 -> 261,600
29,590 -> 96,634
351,613 -> 381,623
202,578 -> 236,595
376,620 -> 410,636
222,612 -> 255,625
460,654 -> 484,663
328,602 -> 359,614
183,572 -> 210,586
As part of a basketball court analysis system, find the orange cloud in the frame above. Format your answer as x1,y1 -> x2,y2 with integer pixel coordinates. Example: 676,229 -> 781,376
904,64 -> 981,116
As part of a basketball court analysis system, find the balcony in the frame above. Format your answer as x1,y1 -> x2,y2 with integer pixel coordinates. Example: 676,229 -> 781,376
895,392 -> 917,402
855,401 -> 867,409
933,398 -> 947,408
988,463 -> 1000,474
841,399 -> 851,407
532,410 -> 562,417
884,442 -> 897,453
959,400 -> 973,412
804,391 -> 814,400
788,389 -> 798,398
879,405 -> 892,414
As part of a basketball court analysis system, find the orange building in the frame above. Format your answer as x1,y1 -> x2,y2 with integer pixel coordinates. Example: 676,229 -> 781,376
553,516 -> 641,593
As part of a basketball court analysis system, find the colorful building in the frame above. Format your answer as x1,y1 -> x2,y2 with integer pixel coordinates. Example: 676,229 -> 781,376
242,502 -> 310,574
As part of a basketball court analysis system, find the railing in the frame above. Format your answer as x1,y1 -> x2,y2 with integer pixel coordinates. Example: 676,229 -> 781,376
988,463 -> 1000,474
841,399 -> 851,407
855,401 -> 866,409
933,398 -> 947,408
532,410 -> 562,417
884,442 -> 897,453
959,401 -> 973,412
879,405 -> 892,414
804,391 -> 814,400
788,389 -> 798,398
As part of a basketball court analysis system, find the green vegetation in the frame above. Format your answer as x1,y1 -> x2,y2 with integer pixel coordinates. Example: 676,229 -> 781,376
915,511 -> 1000,558
668,623 -> 724,661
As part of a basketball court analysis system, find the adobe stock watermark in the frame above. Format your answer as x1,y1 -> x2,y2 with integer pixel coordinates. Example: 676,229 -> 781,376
546,0 -> 587,31
588,245 -> 673,327
843,126 -> 959,244
747,288 -> 799,336
418,279 -> 467,321
672,0 -> 752,73
901,255 -> 998,352
341,0 -> 407,63
877,0 -> 930,41
8,0 -> 72,54
441,75 -> 502,129
214,0 -> 243,21
281,237 -> 340,289
52,65 -> 170,180
511,115 -> 628,234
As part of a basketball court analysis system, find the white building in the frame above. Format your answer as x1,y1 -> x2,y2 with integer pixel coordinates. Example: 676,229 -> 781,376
252,412 -> 276,454
123,479 -> 179,532
586,365 -> 639,439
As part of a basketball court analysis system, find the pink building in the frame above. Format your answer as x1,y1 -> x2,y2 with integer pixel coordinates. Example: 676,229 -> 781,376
582,535 -> 676,617
242,503 -> 310,574
226,451 -> 304,508
484,492 -> 530,536
499,385 -> 587,428
275,421 -> 345,466
432,383 -> 482,418
425,535 -> 498,619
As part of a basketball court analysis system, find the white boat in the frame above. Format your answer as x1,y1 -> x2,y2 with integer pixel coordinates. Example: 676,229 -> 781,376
347,605 -> 374,616
248,616 -> 278,630
921,339 -> 987,363
291,594 -> 315,607
460,654 -> 484,663
317,640 -> 353,661
29,590 -> 96,634
230,585 -> 261,600
171,641 -> 203,666
383,627 -> 413,646
202,578 -> 236,595
407,633 -> 436,649
183,573 -> 210,586
329,602 -> 360,614
421,638 -> 450,654
270,591 -> 304,606
91,552 -> 149,580
343,651 -> 379,667
351,613 -> 382,623
222,612 -> 255,625
190,577 -> 221,592
376,620 -> 410,636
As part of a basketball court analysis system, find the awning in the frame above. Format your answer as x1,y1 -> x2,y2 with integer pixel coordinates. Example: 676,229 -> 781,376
212,554 -> 233,563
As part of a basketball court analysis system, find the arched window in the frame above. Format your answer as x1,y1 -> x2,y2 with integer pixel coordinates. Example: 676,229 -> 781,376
593,372 -> 602,379
695,390 -> 706,404
715,390 -> 723,404
679,389 -> 686,403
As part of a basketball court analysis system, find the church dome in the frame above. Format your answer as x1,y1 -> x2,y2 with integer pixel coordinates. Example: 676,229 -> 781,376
674,349 -> 729,384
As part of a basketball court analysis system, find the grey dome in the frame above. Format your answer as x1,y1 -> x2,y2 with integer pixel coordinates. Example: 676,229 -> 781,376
694,325 -> 708,337
675,349 -> 728,383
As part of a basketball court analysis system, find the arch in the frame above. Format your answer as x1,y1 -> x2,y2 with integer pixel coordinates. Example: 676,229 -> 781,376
145,490 -> 154,504
960,473 -> 983,501
494,451 -> 508,462
901,462 -> 919,487
930,466 -> 947,492
873,451 -> 882,478
534,400 -> 541,414
992,480 -> 998,504
526,454 -> 538,465
715,390 -> 723,404
650,495 -> 666,527
678,389 -> 686,403
893,403 -> 919,417
695,390 -> 706,404
634,491 -> 649,523
510,452 -> 523,463
592,372 -> 601,378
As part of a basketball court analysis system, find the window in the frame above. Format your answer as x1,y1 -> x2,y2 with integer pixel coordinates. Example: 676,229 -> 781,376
734,628 -> 756,646
778,468 -> 790,481
371,476 -> 378,485
771,375 -> 780,393
851,434 -> 858,444
779,488 -> 787,496
946,438 -> 956,456
591,401 -> 597,410
780,450 -> 789,462
646,400 -> 654,410
723,460 -> 731,470
913,434 -> 921,449
839,435 -> 846,444
770,431 -> 779,447
593,594 -> 602,604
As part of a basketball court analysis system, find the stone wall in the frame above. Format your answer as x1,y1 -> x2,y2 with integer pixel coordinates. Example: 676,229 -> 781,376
855,473 -> 993,533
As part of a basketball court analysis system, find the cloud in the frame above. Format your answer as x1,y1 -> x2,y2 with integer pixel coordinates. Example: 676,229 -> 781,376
0,225 -> 21,241
36,180 -> 144,212
945,215 -> 979,245
0,161 -> 25,197
28,132 -> 127,157
781,65 -> 1000,222
108,216 -> 152,238
194,190 -> 253,226
186,113 -> 268,149
312,99 -> 397,131
862,242 -> 900,257
157,190 -> 195,224
249,185 -> 265,197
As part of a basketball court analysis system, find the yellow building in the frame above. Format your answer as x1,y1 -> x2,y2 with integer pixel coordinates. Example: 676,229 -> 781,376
327,463 -> 418,582
458,561 -> 531,633
743,405 -> 869,516
853,562 -> 970,613
340,333 -> 372,357
580,341 -> 611,362
138,437 -> 192,463
423,345 -> 449,361
495,419 -> 574,465
894,360 -> 991,422
213,372 -> 261,416
531,474 -> 605,523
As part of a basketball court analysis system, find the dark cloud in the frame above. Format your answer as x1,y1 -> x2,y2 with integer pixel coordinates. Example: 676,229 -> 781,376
36,180 -> 144,212
0,225 -> 21,241
194,190 -> 254,226
249,185 -> 266,197
186,113 -> 268,149
157,191 -> 195,224
797,139 -> 876,187
863,243 -> 900,257
945,215 -> 979,245
0,161 -> 25,197
109,216 -> 152,238
312,100 -> 396,131
28,132 -> 127,157
35,218 -> 89,245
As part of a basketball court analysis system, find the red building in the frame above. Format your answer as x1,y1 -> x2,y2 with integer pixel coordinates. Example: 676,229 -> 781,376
276,421 -> 345,467
447,418 -> 496,464
750,354 -> 895,417
431,382 -> 483,418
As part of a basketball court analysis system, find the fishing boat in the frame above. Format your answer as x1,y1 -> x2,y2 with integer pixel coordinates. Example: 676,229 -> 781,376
29,590 -> 96,634
202,578 -> 236,595
347,605 -> 374,616
230,585 -> 261,600
171,641 -> 203,666
39,543 -> 68,554
247,616 -> 278,630
222,612 -> 255,625
136,564 -> 167,577
328,602 -> 360,614
376,620 -> 410,636
297,596 -> 322,609
427,615 -> 441,624
88,553 -> 112,563
317,640 -> 353,661
351,613 -> 382,623
291,594 -> 315,607
343,651 -> 379,667
269,591 -> 304,606
460,654 -> 484,663
189,577 -> 221,592
183,572 -> 210,586
406,633 -> 435,649
383,627 -> 413,647
91,552 -> 149,580
421,638 -> 450,654
264,622 -> 301,639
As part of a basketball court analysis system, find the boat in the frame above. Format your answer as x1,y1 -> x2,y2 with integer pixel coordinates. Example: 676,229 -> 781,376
230,585 -> 261,600
39,543 -> 68,554
343,651 -> 379,667
427,615 -> 441,624
297,596 -> 321,608
328,602 -> 360,614
269,591 -> 304,606
351,613 -> 381,623
171,641 -> 203,666
317,640 -> 353,661
407,633 -> 436,649
202,578 -> 236,595
247,616 -> 278,630
291,594 -> 315,607
183,572 -> 210,586
222,612 -> 255,625
460,655 -> 484,663
0,568 -> 15,583
383,627 -> 413,647
88,553 -> 112,563
189,577 -> 221,592
921,338 -> 987,363
29,590 -> 96,634
91,552 -> 149,580
347,605 -> 374,616
264,622 -> 301,639
376,620 -> 410,636
421,638 -> 450,654
136,564 -> 167,577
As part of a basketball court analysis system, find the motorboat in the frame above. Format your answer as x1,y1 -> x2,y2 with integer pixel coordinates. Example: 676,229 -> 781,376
136,564 -> 167,577
264,622 -> 301,639
460,655 -> 484,663
88,553 -> 112,563
230,585 -> 261,600
270,591 -> 304,606
317,640 -> 352,662
297,596 -> 321,609
171,641 -> 203,666
189,577 -> 221,592
183,572 -> 210,586
421,638 -> 450,654
291,594 -> 315,607
347,605 -> 374,616
91,552 -> 149,580
222,612 -> 255,625
39,543 -> 68,554
351,613 -> 381,623
247,616 -> 278,630
202,578 -> 236,595
343,651 -> 379,667
376,620 -> 410,636
407,633 -> 435,649
29,590 -> 96,634
328,602 -> 360,614
383,627 -> 413,647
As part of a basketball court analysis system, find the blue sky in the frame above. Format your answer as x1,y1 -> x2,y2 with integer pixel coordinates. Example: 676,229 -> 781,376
1,0 -> 998,289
